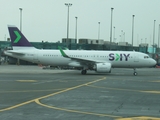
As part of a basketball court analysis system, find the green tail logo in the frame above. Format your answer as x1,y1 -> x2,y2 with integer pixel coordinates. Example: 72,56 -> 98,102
14,31 -> 21,43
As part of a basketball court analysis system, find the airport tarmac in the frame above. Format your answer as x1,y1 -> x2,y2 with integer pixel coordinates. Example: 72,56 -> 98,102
0,65 -> 160,120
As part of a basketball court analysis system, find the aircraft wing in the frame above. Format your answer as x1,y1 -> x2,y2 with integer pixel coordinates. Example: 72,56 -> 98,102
58,46 -> 106,65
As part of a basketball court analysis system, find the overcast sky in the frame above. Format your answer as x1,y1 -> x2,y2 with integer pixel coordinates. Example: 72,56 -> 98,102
1,0 -> 160,46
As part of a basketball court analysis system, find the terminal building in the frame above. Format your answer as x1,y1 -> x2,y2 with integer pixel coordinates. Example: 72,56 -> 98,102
0,38 -> 159,65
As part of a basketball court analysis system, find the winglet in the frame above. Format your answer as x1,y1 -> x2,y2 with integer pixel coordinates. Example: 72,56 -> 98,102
58,46 -> 69,58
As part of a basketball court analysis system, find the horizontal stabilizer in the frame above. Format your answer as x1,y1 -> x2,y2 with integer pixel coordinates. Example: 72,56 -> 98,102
5,51 -> 25,55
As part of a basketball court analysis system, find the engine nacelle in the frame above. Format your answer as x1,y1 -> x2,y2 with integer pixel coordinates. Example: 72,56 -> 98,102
95,63 -> 111,73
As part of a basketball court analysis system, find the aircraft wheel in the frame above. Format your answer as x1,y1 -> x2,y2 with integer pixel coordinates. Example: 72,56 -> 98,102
81,70 -> 87,75
133,72 -> 137,76
133,68 -> 137,76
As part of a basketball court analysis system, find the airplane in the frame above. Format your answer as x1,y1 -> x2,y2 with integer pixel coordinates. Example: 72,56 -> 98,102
4,25 -> 156,76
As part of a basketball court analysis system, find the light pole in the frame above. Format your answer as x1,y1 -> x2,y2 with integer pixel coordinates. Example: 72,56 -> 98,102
17,8 -> 22,65
65,3 -> 72,42
132,15 -> 135,46
145,38 -> 147,43
124,32 -> 125,42
119,35 -> 121,42
98,22 -> 100,40
121,30 -> 123,41
19,8 -> 23,31
153,20 -> 156,53
75,16 -> 78,43
113,26 -> 116,42
110,8 -> 114,50
158,24 -> 160,48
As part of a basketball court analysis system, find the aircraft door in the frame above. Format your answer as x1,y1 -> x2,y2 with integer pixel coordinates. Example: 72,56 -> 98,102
134,54 -> 139,62
33,52 -> 39,63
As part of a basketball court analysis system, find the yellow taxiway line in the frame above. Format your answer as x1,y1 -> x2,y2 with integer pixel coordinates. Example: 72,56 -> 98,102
0,77 -> 106,112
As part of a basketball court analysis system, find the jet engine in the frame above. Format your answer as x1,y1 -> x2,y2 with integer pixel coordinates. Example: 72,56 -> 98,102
94,63 -> 111,73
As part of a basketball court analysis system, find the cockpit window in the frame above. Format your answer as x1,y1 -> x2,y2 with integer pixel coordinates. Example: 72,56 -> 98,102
144,56 -> 149,58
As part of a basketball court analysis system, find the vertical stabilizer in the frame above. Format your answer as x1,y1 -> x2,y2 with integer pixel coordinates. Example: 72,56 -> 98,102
8,25 -> 35,49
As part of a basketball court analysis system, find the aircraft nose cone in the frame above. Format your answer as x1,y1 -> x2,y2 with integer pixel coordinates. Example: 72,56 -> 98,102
152,59 -> 157,67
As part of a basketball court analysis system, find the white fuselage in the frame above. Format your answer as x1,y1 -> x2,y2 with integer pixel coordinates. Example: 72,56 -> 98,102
4,49 -> 156,68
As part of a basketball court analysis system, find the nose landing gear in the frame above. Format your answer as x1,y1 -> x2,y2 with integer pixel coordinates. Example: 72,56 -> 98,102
133,68 -> 137,76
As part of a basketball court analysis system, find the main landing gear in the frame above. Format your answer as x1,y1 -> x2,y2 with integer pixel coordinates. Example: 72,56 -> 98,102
81,69 -> 87,75
81,68 -> 138,75
133,68 -> 137,76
